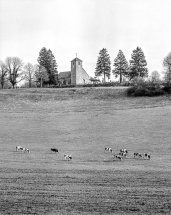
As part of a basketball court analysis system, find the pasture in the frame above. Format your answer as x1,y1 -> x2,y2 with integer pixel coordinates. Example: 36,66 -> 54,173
0,87 -> 171,214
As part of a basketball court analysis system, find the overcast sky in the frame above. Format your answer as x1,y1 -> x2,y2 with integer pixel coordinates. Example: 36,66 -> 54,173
0,0 -> 171,79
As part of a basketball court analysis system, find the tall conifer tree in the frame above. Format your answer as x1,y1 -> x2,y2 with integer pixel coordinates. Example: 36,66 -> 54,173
95,48 -> 111,82
129,47 -> 148,80
113,50 -> 129,83
37,47 -> 58,85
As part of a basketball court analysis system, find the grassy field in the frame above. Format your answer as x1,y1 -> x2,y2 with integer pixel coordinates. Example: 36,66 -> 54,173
0,87 -> 171,214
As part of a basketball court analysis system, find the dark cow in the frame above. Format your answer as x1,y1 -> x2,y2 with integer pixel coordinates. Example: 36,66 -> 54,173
51,148 -> 59,153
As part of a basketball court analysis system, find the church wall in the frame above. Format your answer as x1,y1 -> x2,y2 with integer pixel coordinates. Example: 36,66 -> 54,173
76,61 -> 84,84
71,61 -> 76,85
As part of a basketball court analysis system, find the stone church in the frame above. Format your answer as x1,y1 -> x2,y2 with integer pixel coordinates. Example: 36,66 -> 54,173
58,56 -> 91,85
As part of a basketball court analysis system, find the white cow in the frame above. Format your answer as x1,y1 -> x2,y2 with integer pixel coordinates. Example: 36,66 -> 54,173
23,148 -> 30,153
16,146 -> 24,151
144,153 -> 150,160
120,149 -> 128,154
105,147 -> 113,153
16,146 -> 30,153
119,152 -> 127,158
64,155 -> 72,160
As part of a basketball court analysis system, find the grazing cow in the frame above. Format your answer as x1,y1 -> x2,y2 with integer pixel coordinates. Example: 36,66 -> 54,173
119,152 -> 127,158
23,148 -> 30,153
16,146 -> 24,151
138,153 -> 142,158
144,153 -> 150,160
64,155 -> 72,160
114,155 -> 122,161
134,152 -> 138,158
16,146 -> 30,153
120,149 -> 128,154
134,152 -> 142,158
51,148 -> 59,153
105,147 -> 113,153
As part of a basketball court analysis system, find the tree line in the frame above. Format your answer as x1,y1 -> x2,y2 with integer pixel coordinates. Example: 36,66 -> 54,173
0,46 -> 171,89
0,47 -> 58,89
95,47 -> 171,84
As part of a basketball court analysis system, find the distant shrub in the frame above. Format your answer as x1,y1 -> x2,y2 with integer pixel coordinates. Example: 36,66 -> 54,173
37,81 -> 133,89
126,80 -> 165,97
80,82 -> 125,88
162,83 -> 171,94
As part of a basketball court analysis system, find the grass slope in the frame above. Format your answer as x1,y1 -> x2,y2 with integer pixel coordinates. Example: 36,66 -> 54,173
0,88 -> 171,214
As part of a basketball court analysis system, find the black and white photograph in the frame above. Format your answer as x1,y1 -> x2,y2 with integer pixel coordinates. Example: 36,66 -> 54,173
0,0 -> 171,214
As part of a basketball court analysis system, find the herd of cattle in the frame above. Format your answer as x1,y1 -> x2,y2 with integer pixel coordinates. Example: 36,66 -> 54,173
16,146 -> 72,160
105,147 -> 151,160
16,145 -> 150,161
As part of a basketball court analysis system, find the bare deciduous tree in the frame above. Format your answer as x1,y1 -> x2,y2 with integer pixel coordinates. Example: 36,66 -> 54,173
0,60 -> 8,89
5,57 -> 24,88
23,63 -> 36,88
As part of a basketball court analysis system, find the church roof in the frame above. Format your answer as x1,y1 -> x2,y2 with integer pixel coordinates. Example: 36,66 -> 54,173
82,68 -> 90,78
71,57 -> 82,62
58,71 -> 71,79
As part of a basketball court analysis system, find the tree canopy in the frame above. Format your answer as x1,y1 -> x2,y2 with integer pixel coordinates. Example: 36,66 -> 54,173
5,57 -> 24,88
163,52 -> 171,83
95,48 -> 111,82
129,47 -> 148,80
23,63 -> 36,88
37,47 -> 58,85
35,65 -> 49,88
113,50 -> 129,83
0,60 -> 8,89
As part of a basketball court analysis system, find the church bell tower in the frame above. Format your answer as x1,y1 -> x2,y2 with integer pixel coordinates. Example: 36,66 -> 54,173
71,54 -> 83,85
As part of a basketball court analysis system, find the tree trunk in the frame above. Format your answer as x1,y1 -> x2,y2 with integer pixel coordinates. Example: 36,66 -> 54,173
1,78 -> 4,89
29,80 -> 31,88
103,73 -> 106,83
120,70 -> 122,83
1,82 -> 4,89
40,78 -> 42,88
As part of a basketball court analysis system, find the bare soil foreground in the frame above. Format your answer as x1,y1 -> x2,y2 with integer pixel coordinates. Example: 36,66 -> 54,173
0,87 -> 171,215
